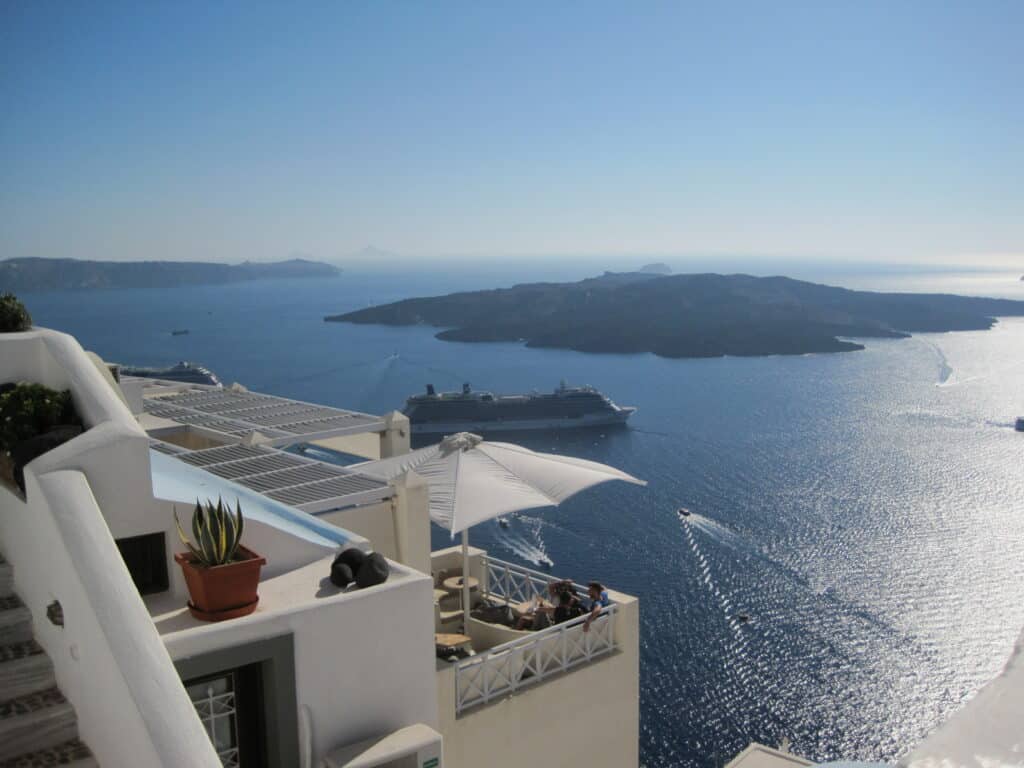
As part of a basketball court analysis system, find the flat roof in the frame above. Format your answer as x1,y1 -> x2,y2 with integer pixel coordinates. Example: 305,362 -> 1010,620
151,439 -> 392,514
137,381 -> 387,446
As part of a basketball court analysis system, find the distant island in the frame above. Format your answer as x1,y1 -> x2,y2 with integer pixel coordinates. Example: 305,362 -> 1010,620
327,271 -> 1024,359
0,257 -> 339,292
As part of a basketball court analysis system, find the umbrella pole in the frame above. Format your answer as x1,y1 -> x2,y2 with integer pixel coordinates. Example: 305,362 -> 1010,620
461,529 -> 471,632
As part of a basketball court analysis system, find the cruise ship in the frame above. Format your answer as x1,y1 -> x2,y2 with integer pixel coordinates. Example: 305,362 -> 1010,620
403,381 -> 636,434
116,360 -> 221,387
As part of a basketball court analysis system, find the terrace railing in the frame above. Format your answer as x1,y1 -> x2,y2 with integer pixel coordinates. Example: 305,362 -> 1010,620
455,557 -> 618,715
481,555 -> 591,605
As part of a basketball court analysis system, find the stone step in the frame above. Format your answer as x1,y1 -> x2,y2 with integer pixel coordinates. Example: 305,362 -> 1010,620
0,596 -> 32,646
0,640 -> 55,702
0,688 -> 78,761
0,738 -> 97,768
0,556 -> 12,598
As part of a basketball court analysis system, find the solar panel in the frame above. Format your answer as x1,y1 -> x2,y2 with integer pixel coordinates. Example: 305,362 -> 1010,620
142,386 -> 384,444
178,444 -> 270,466
204,453 -> 305,479
237,463 -> 345,491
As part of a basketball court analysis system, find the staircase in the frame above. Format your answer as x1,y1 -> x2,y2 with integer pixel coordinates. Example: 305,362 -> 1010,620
0,554 -> 97,768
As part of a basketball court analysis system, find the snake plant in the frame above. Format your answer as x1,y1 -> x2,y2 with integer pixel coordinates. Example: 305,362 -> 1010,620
174,497 -> 245,567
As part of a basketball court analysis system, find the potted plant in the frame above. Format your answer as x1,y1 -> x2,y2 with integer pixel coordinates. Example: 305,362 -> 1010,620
174,497 -> 266,621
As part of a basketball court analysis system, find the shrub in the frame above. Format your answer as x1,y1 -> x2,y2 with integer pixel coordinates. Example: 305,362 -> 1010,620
0,382 -> 83,493
0,293 -> 31,333
0,383 -> 79,452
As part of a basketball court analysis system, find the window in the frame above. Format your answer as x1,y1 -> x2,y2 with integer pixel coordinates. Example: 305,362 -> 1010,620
186,666 -> 265,768
175,635 -> 297,767
116,532 -> 168,594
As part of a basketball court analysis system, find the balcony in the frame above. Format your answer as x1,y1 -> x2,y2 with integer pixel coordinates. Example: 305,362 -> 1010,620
431,549 -> 633,714
432,548 -> 639,768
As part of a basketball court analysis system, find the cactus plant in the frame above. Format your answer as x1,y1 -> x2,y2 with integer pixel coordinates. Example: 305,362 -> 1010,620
174,497 -> 245,567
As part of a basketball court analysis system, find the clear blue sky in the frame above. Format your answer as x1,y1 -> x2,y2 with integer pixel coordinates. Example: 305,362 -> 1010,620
1,1 -> 1021,266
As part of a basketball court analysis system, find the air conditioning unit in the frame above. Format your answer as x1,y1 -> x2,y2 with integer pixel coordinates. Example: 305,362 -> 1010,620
322,724 -> 442,768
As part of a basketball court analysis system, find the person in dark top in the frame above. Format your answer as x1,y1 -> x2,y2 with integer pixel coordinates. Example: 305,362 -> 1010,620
552,589 -> 578,624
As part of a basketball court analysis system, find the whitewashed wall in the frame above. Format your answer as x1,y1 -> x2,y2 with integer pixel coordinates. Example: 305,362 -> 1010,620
162,563 -> 439,763
436,590 -> 640,768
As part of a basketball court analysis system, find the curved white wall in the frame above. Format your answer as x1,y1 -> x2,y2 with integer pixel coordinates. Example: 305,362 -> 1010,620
0,329 -> 220,767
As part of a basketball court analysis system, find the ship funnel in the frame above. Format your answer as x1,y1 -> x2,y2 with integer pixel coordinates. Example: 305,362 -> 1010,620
426,384 -> 435,396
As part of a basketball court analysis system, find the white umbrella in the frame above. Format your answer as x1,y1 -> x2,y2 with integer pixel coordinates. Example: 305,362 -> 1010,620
356,432 -> 646,620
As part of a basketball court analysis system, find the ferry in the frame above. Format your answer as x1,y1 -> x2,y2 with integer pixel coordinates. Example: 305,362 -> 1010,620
402,381 -> 636,434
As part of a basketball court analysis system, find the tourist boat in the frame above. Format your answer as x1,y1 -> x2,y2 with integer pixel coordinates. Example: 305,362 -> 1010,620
403,380 -> 636,434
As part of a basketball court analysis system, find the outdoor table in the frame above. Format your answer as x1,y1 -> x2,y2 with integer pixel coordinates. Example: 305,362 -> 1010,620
442,575 -> 479,596
434,632 -> 472,652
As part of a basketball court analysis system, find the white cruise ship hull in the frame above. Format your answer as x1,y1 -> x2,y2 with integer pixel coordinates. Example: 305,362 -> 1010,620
409,407 -> 636,434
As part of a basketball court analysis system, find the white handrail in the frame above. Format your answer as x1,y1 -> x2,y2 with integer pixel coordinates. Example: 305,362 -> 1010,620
481,555 -> 595,606
454,600 -> 618,714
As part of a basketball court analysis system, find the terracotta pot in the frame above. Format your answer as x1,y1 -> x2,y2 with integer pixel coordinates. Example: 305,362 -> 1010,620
174,545 -> 266,621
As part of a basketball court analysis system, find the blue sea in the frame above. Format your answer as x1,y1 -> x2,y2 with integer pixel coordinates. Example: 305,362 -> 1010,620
21,263 -> 1024,767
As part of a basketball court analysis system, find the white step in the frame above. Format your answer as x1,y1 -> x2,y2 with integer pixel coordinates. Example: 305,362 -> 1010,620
0,597 -> 32,646
0,557 -> 12,598
0,688 -> 78,761
0,737 -> 97,768
0,640 -> 55,702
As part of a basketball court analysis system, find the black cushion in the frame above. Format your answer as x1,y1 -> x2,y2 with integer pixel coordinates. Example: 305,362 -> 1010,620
329,561 -> 354,588
355,551 -> 389,589
335,547 -> 366,574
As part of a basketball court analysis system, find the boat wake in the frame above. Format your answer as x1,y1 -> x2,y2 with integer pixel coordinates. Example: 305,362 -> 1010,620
919,339 -> 954,385
497,522 -> 553,569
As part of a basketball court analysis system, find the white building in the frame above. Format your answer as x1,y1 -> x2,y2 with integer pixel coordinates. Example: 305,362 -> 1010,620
0,327 -> 639,768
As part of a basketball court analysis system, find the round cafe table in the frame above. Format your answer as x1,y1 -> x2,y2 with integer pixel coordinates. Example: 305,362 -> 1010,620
442,575 -> 479,596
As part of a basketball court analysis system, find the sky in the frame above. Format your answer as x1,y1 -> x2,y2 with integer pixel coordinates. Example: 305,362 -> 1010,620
1,1 -> 1021,267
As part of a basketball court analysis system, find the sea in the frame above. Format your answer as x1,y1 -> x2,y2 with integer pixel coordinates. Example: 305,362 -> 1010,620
20,261 -> 1024,767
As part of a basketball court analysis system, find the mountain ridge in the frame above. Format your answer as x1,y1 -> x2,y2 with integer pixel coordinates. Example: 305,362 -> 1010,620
326,271 -> 1024,359
0,257 -> 340,292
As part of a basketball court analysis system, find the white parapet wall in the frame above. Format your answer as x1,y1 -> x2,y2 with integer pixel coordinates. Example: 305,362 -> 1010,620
159,559 -> 440,765
435,584 -> 640,768
0,329 -> 220,767
319,470 -> 432,576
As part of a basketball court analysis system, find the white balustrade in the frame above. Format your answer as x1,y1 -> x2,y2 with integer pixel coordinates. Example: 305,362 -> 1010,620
454,557 -> 618,715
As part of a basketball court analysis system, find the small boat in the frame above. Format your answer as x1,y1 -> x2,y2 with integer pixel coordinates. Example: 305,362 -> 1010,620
538,556 -> 553,570
171,329 -> 189,336
736,613 -> 750,623
497,516 -> 510,529
677,507 -> 691,517
1015,417 -> 1024,432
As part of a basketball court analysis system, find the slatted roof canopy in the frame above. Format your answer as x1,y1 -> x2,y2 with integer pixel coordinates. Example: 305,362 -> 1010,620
151,440 -> 392,513
142,385 -> 386,446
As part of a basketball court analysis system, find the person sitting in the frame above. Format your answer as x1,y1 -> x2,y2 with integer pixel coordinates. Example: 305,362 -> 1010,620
582,581 -> 610,633
516,595 -> 553,631
552,589 -> 579,624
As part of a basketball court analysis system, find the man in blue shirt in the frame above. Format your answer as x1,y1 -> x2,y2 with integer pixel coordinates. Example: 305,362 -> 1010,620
583,581 -> 610,633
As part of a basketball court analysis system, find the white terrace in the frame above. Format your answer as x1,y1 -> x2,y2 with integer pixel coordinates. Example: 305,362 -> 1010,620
0,327 -> 640,768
